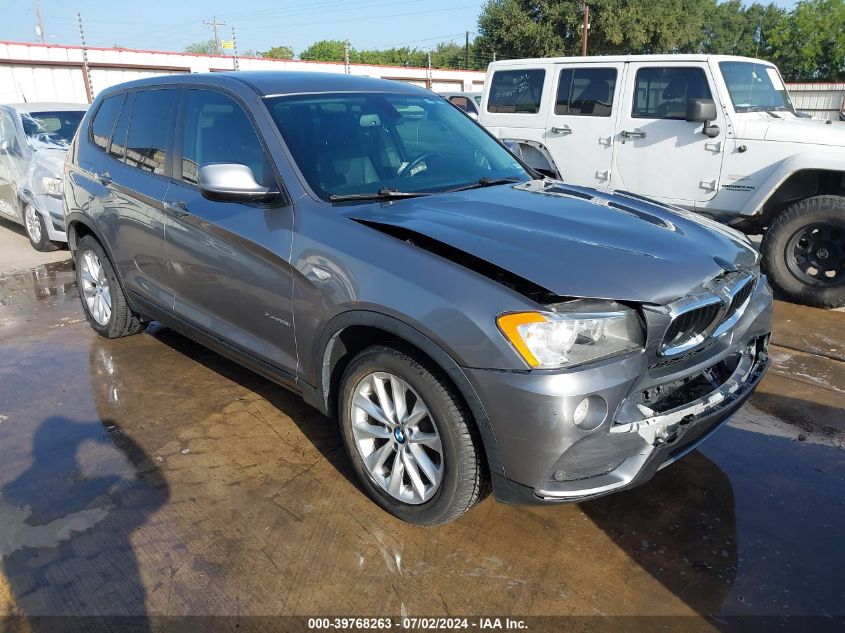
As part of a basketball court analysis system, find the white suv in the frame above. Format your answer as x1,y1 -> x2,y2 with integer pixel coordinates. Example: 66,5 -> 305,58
479,55 -> 845,308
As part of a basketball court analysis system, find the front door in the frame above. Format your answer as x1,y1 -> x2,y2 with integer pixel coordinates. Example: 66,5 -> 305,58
164,88 -> 296,375
545,64 -> 622,188
613,63 -> 725,205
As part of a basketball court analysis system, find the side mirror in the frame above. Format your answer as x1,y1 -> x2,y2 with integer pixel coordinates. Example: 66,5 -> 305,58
0,139 -> 9,153
198,163 -> 279,203
686,98 -> 717,123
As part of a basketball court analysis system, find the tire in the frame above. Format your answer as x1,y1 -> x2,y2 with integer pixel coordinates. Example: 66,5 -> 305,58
338,344 -> 485,525
761,195 -> 845,309
24,204 -> 59,252
75,235 -> 146,338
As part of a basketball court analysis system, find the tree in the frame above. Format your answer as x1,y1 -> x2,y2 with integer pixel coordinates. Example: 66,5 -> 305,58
185,39 -> 219,55
769,0 -> 845,80
261,45 -> 295,60
300,39 -> 349,62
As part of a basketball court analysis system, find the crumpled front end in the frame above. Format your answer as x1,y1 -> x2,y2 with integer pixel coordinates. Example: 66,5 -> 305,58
467,272 -> 773,504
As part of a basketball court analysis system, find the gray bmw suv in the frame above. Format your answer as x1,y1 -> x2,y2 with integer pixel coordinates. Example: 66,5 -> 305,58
63,72 -> 772,525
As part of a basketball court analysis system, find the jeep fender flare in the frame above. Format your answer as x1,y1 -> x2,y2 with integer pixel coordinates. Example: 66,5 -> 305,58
746,151 -> 845,217
308,309 -> 505,476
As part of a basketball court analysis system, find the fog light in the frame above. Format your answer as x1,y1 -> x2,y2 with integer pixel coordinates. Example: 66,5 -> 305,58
571,395 -> 609,431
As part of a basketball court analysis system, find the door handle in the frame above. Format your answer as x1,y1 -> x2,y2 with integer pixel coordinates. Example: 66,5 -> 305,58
163,200 -> 190,217
551,125 -> 572,135
620,129 -> 646,140
94,171 -> 112,186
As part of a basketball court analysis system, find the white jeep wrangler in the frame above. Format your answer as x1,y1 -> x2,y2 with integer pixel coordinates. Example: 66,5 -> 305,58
478,55 -> 845,308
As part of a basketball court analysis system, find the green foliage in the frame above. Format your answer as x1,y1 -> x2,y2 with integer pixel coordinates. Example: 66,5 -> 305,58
300,39 -> 348,62
185,39 -> 219,55
769,0 -> 845,80
261,45 -> 295,60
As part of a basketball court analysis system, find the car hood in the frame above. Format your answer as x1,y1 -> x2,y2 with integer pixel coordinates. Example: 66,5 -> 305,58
345,181 -> 759,305
738,114 -> 845,147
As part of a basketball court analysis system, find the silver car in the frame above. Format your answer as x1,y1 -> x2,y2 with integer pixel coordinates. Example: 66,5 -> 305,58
64,73 -> 772,525
0,102 -> 87,250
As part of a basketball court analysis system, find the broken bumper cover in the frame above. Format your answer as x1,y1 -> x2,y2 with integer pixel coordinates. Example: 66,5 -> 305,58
467,279 -> 772,505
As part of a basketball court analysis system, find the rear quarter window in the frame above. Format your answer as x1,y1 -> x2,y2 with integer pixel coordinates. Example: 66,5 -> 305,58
487,69 -> 545,114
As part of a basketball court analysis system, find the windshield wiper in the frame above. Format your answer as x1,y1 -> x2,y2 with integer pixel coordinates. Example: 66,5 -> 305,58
445,176 -> 523,193
329,188 -> 429,202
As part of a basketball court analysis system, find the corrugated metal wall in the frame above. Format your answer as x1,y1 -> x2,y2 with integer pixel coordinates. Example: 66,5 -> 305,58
0,40 -> 486,105
786,82 -> 845,120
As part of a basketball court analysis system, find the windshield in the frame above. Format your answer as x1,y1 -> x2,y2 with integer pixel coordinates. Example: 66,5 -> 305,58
20,110 -> 85,147
719,62 -> 795,113
264,92 -> 528,200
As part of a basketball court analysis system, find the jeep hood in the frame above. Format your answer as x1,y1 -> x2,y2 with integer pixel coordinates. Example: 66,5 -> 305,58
738,115 -> 845,147
345,182 -> 759,305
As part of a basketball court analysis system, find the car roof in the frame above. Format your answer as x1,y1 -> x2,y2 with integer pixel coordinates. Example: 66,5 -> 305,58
97,71 -> 432,99
488,54 -> 770,67
2,102 -> 89,113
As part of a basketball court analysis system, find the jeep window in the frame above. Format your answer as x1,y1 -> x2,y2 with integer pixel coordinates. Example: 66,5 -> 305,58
90,95 -> 124,151
719,61 -> 795,113
266,92 -> 527,201
20,110 -> 84,148
487,69 -> 545,114
124,89 -> 178,175
180,89 -> 272,187
632,67 -> 713,120
555,67 -> 617,116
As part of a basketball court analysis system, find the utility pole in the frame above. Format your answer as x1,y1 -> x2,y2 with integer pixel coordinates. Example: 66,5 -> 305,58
464,31 -> 469,70
203,16 -> 226,54
344,38 -> 350,74
35,2 -> 46,44
77,13 -> 93,102
231,26 -> 239,71
579,1 -> 590,56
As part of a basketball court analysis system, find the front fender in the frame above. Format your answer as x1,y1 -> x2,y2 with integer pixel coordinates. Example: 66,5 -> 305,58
746,151 -> 845,216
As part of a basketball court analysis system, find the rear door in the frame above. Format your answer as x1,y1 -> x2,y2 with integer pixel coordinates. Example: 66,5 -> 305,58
164,88 -> 296,375
544,63 -> 622,188
613,62 -> 725,204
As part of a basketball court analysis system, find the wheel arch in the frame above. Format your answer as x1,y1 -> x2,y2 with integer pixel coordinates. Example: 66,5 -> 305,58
306,310 -> 505,476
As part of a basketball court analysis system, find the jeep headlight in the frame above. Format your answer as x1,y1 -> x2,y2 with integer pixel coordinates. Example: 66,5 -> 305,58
42,176 -> 63,198
497,301 -> 644,369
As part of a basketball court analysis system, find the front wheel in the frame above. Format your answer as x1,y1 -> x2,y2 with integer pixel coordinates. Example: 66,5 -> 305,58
338,345 -> 485,525
24,204 -> 59,252
761,195 -> 845,308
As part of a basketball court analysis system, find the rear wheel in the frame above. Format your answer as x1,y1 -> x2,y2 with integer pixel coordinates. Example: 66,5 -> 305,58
24,204 -> 59,252
761,195 -> 845,308
338,345 -> 485,525
75,235 -> 146,338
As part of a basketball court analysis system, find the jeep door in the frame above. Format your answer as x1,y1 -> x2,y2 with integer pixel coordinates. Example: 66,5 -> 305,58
163,87 -> 296,376
544,63 -> 622,188
74,88 -> 178,308
613,62 -> 725,205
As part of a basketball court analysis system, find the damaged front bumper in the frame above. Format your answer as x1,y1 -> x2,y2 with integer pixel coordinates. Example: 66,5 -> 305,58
467,279 -> 772,505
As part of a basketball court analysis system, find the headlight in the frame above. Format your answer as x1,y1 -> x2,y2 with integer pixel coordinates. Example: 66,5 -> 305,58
42,176 -> 63,197
497,301 -> 644,369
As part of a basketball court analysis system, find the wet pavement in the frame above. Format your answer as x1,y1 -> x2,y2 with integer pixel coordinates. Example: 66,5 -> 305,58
0,254 -> 843,630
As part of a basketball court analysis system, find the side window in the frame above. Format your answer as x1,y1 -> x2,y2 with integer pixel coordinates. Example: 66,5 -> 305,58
124,89 -> 178,175
180,89 -> 271,187
109,93 -> 134,162
555,67 -> 617,116
487,69 -> 545,114
632,67 -> 712,120
90,95 -> 123,151
0,112 -> 19,152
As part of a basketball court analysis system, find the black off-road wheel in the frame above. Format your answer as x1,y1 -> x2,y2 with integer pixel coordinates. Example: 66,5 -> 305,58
75,235 -> 147,338
338,345 -> 486,526
761,195 -> 845,308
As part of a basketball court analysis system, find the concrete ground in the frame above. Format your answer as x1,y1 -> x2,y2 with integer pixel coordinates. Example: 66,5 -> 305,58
0,224 -> 843,630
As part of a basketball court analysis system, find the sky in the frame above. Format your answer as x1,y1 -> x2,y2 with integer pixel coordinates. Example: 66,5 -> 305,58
0,0 -> 485,56
1,0 -> 800,58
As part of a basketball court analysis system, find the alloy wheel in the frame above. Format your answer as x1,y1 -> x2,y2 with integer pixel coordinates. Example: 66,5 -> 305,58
79,249 -> 112,326
350,371 -> 444,505
786,221 -> 845,287
24,205 -> 42,244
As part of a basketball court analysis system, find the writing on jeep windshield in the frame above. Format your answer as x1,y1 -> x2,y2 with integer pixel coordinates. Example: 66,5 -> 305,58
719,61 -> 795,113
265,93 -> 528,201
